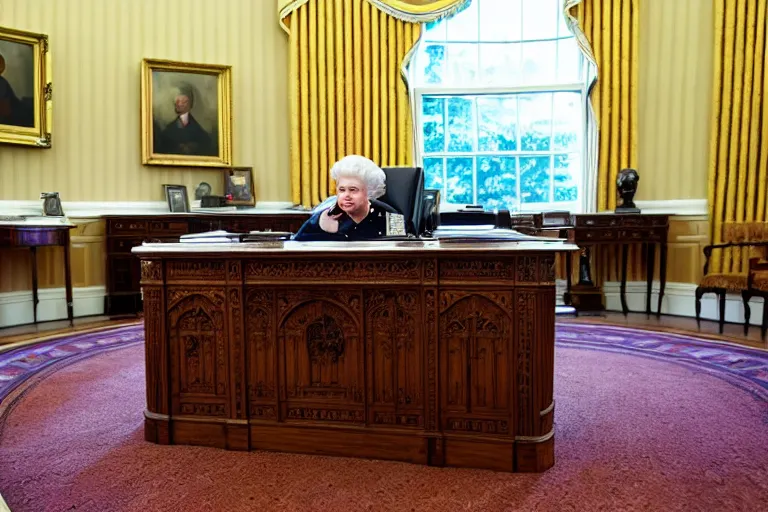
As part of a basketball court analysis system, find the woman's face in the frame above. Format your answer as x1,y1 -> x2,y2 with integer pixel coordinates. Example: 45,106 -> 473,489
336,177 -> 369,215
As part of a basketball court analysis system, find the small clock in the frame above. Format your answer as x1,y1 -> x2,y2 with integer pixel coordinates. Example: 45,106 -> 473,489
40,192 -> 64,217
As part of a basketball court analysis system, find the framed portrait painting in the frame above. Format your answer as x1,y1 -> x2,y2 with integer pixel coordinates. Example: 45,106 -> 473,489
141,58 -> 232,167
0,26 -> 52,147
223,167 -> 255,206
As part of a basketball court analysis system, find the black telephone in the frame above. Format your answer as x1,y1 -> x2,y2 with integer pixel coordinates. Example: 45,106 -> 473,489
328,201 -> 344,216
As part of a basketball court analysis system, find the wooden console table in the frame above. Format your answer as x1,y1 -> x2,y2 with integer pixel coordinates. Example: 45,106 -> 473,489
565,213 -> 670,315
0,220 -> 75,325
104,212 -> 310,315
134,238 -> 578,472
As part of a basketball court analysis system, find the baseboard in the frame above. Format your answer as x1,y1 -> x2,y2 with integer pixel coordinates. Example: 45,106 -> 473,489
0,286 -> 106,328
600,280 -> 765,326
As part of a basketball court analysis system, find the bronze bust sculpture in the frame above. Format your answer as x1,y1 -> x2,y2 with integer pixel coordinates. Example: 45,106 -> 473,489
615,168 -> 640,213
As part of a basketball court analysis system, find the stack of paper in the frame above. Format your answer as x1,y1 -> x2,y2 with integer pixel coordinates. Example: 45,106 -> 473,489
432,226 -> 561,242
180,230 -> 241,243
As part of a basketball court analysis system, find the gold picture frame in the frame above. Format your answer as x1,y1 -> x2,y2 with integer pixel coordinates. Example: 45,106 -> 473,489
0,25 -> 52,148
141,58 -> 232,167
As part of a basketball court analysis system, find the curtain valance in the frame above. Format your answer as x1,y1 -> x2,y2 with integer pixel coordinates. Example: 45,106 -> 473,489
279,0 -> 469,31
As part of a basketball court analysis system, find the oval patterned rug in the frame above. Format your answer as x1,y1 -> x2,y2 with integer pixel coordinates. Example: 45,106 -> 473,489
0,321 -> 766,511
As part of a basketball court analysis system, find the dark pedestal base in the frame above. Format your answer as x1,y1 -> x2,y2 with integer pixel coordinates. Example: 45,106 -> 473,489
144,413 -> 554,473
568,285 -> 604,311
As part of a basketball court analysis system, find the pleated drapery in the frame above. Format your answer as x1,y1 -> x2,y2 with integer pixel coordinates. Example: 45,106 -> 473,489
565,0 -> 639,212
707,0 -> 768,275
280,0 -> 422,208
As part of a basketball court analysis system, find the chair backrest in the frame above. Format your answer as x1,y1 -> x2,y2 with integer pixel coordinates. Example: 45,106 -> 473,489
379,166 -> 425,236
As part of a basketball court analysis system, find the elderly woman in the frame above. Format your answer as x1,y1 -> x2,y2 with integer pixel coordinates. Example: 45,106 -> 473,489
293,155 -> 400,241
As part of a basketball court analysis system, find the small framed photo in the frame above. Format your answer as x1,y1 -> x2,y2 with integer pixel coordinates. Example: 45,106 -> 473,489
163,184 -> 190,213
223,167 -> 255,206
0,25 -> 52,147
141,58 -> 232,167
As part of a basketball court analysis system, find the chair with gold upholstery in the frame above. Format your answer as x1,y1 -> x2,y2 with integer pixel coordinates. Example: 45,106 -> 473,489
742,257 -> 768,338
694,242 -> 767,333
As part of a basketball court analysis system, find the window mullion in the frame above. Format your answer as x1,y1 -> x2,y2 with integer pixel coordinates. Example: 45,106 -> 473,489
473,97 -> 479,205
550,93 -> 556,203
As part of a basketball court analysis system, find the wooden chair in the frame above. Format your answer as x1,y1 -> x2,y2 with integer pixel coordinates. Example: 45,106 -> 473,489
742,256 -> 768,338
695,242 -> 768,333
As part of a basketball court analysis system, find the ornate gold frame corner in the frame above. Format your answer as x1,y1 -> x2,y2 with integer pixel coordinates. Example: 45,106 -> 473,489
0,25 -> 52,148
140,58 -> 232,168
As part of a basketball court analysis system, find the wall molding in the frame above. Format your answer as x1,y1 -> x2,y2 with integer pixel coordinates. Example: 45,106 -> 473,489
1,199 -> 706,218
633,199 -> 708,216
555,279 -> 763,326
601,280 -> 763,326
0,200 -> 299,218
0,286 -> 106,328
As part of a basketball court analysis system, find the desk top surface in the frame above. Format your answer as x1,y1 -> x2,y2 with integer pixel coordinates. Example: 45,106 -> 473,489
132,239 -> 579,256
0,216 -> 75,228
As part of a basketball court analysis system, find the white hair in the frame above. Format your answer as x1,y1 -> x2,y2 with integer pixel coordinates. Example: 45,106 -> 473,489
330,155 -> 386,199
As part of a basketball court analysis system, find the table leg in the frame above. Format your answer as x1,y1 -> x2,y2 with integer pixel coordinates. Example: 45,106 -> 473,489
577,246 -> 594,286
646,243 -> 656,315
657,242 -> 667,317
30,246 -> 39,323
564,251 -> 573,305
64,232 -> 74,326
620,244 -> 629,315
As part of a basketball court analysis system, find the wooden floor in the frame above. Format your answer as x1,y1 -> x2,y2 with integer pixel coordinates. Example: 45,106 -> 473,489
0,316 -> 141,348
1,311 -> 766,351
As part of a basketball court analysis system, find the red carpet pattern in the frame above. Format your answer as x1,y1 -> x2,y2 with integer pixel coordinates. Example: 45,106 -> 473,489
1,323 -> 767,511
0,324 -> 143,419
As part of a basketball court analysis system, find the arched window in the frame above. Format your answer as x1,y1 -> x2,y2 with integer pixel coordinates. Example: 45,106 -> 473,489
409,0 -> 588,213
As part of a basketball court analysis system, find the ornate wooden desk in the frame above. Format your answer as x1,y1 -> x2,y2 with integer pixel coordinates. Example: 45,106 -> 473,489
134,239 -> 577,472
0,219 -> 75,325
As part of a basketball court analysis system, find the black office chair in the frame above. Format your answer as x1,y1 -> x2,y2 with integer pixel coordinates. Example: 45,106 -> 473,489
379,166 -> 425,236
310,166 -> 425,236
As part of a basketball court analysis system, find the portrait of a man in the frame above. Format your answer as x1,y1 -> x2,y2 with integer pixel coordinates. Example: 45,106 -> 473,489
152,72 -> 217,157
141,59 -> 232,167
0,39 -> 34,128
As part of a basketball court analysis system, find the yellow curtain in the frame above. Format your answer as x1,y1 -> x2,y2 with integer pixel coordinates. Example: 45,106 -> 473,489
707,0 -> 768,275
565,0 -> 639,212
279,0 -> 468,208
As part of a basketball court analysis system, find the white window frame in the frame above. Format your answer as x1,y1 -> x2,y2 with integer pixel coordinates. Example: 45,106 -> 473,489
409,1 -> 590,214
414,83 -> 588,214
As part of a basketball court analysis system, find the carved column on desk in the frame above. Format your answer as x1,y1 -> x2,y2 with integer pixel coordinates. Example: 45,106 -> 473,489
226,259 -> 249,450
422,258 -> 441,466
513,254 -> 556,472
140,259 -> 170,444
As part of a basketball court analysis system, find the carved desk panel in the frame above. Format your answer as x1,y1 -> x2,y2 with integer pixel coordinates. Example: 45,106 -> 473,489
135,241 -> 575,472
